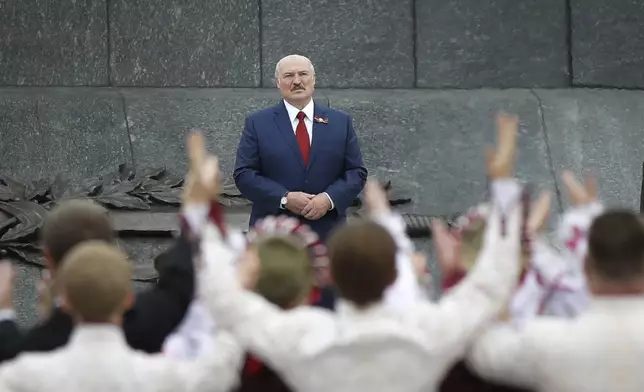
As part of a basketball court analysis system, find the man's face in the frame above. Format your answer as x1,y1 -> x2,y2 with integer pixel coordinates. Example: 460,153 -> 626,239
276,58 -> 315,104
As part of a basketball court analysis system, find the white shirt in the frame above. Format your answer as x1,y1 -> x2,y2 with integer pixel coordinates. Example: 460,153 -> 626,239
281,98 -> 335,210
0,324 -> 242,392
197,179 -> 523,392
163,204 -> 425,359
283,99 -> 314,144
468,296 -> 644,392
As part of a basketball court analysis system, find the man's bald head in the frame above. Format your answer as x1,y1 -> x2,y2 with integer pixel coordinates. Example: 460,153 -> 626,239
275,54 -> 316,108
274,54 -> 315,80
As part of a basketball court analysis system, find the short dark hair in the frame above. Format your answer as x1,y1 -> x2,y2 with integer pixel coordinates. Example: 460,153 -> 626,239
41,199 -> 115,267
327,220 -> 397,307
587,209 -> 644,282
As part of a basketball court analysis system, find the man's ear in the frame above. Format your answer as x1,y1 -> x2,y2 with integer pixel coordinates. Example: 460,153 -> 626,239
59,291 -> 72,314
43,248 -> 56,275
122,291 -> 135,311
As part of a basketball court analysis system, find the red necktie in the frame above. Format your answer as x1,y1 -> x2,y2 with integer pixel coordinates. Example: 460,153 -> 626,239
295,111 -> 310,164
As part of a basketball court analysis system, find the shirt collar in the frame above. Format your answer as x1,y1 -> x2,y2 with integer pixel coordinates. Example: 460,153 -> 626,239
335,299 -> 389,319
69,324 -> 127,347
588,295 -> 644,314
283,99 -> 314,123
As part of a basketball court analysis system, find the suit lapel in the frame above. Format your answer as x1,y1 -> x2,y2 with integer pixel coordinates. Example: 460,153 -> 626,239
307,104 -> 328,170
273,102 -> 305,168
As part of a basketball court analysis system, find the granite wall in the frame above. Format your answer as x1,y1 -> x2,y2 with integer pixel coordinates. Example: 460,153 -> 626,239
1,0 -> 644,88
2,0 -> 644,325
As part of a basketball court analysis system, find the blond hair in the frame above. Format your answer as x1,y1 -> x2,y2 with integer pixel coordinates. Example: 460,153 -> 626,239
460,215 -> 530,271
57,241 -> 132,322
253,236 -> 313,309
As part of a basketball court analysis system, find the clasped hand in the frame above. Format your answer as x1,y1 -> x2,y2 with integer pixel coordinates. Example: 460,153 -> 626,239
286,192 -> 330,220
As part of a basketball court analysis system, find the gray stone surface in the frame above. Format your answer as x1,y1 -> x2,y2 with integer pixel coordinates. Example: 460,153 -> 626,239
13,263 -> 40,327
261,0 -> 414,88
0,87 -> 132,324
0,88 -> 132,186
325,89 -> 559,216
109,0 -> 260,87
0,0 -> 107,86
416,0 -> 569,88
118,238 -> 172,282
571,0 -> 644,88
123,88 -> 329,177
536,89 -> 644,210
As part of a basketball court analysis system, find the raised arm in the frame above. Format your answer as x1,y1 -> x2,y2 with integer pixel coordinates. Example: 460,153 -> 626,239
557,171 -> 604,267
410,113 -> 523,361
362,179 -> 425,309
233,116 -> 289,207
188,132 -> 321,367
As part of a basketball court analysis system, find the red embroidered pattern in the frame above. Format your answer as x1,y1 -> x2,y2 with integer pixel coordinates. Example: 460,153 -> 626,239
565,226 -> 585,252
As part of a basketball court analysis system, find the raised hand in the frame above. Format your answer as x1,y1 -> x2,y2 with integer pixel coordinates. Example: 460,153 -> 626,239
561,171 -> 597,206
237,248 -> 261,290
431,219 -> 465,276
485,112 -> 518,180
183,131 -> 221,205
526,190 -> 552,235
363,178 -> 390,216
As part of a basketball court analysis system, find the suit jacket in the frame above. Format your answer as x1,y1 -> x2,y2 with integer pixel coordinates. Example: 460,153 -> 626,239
0,234 -> 195,362
0,324 -> 242,392
233,100 -> 367,240
468,297 -> 644,392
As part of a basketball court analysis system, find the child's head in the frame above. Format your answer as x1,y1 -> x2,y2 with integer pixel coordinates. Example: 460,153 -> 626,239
457,204 -> 531,272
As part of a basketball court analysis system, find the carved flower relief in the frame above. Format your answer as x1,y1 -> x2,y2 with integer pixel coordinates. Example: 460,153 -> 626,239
1,167 -> 454,282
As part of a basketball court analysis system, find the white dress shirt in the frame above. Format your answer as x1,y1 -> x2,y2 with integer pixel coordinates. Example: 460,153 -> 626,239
481,201 -> 602,324
196,179 -> 523,392
163,204 -> 425,359
281,98 -> 335,210
468,296 -> 644,392
510,238 -> 587,323
283,98 -> 314,144
0,324 -> 242,392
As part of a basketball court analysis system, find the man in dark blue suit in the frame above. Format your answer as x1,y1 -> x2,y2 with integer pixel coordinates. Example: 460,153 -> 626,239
234,54 -> 367,242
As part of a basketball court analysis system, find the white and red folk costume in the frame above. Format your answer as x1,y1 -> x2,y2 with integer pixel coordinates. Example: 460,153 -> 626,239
440,200 -> 603,323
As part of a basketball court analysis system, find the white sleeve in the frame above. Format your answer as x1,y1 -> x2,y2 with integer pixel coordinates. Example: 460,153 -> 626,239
163,300 -> 218,359
467,323 -> 539,389
556,202 -> 604,267
373,212 -> 425,310
197,221 -> 321,367
407,179 -> 523,363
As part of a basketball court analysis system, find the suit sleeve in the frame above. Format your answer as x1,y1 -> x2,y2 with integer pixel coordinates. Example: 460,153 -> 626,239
123,233 -> 195,353
323,115 -> 368,212
233,116 -> 289,208
0,319 -> 23,363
